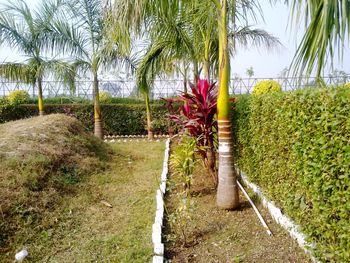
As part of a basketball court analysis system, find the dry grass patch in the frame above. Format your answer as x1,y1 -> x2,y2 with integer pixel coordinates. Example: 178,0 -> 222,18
0,115 -> 165,262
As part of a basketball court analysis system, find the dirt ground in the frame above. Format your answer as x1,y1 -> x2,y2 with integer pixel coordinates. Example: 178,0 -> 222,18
164,165 -> 312,263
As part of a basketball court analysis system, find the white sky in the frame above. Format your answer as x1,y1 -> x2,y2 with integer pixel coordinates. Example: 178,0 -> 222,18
0,0 -> 349,78
232,1 -> 350,78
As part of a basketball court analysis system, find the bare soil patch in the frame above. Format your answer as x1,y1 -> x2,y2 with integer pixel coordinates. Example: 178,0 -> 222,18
164,148 -> 312,263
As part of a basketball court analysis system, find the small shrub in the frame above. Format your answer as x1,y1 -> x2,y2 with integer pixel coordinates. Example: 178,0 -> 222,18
164,79 -> 218,184
252,80 -> 282,95
7,90 -> 30,104
167,195 -> 197,246
344,82 -> 350,88
99,91 -> 112,104
170,137 -> 196,193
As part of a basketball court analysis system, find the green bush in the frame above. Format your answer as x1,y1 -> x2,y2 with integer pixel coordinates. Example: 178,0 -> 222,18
7,90 -> 30,104
0,103 -> 170,135
252,80 -> 282,95
233,87 -> 350,262
99,91 -> 112,104
344,82 -> 350,88
25,95 -> 164,105
46,96 -> 91,104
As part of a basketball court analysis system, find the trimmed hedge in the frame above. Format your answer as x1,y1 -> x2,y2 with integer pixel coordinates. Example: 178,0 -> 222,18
0,103 -> 169,135
27,96 -> 163,105
232,88 -> 350,262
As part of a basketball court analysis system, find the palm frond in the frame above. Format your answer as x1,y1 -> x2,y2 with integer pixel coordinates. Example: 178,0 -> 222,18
112,0 -> 153,32
47,20 -> 90,59
136,40 -> 172,95
0,62 -> 36,84
229,26 -> 282,52
2,0 -> 35,35
0,8 -> 31,53
286,0 -> 350,76
34,0 -> 67,32
68,0 -> 103,50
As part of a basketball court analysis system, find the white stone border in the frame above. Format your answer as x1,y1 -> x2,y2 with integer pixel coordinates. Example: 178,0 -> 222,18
104,135 -> 170,143
236,167 -> 319,263
152,138 -> 170,263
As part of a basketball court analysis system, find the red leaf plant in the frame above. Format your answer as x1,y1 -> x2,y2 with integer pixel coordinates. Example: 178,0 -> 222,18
164,79 -> 218,185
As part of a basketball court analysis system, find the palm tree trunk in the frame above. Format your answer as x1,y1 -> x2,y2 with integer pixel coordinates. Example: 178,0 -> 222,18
203,36 -> 211,82
207,138 -> 217,186
93,72 -> 103,139
145,92 -> 153,140
203,59 -> 210,82
38,77 -> 44,116
216,0 -> 239,210
183,61 -> 188,93
193,60 -> 199,83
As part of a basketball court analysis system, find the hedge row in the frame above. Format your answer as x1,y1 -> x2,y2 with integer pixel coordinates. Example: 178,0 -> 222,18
26,96 -> 163,105
232,88 -> 350,262
0,103 -> 169,135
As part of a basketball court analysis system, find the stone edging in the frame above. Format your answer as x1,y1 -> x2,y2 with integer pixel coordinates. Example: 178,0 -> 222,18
152,138 -> 170,263
104,135 -> 170,139
236,167 -> 319,263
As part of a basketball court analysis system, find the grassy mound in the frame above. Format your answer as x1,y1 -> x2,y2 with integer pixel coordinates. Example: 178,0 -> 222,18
0,114 -> 110,256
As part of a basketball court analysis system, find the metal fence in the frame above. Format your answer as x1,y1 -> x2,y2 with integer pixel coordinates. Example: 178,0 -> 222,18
1,75 -> 349,99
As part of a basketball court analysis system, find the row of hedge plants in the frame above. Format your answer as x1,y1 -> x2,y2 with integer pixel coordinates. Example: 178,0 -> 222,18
232,86 -> 350,262
0,103 -> 170,135
26,96 -> 161,105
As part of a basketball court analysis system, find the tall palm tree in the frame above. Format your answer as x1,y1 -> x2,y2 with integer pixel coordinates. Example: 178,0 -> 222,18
215,0 -> 241,210
124,0 -> 278,139
286,0 -> 350,77
48,0 -> 130,138
0,0 -> 70,116
215,0 -> 276,209
115,1 -> 278,206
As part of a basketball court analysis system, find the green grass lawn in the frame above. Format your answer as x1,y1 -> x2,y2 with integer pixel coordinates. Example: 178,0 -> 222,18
1,141 -> 165,263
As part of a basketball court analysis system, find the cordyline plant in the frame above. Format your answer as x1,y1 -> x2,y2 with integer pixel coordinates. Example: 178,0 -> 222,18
164,79 -> 218,185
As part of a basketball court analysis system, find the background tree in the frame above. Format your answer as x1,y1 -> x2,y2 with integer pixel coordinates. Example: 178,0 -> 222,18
246,66 -> 254,78
0,0 -> 71,116
49,0 -> 131,138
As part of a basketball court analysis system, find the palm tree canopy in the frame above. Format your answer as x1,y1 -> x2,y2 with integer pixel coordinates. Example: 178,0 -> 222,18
0,0 -> 73,83
126,0 -> 281,94
46,0 -> 132,77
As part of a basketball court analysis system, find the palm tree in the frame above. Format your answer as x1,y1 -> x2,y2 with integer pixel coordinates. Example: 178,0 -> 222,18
115,1 -> 278,205
0,0 -> 70,116
215,0 -> 241,210
121,0 -> 278,139
215,0 -> 278,209
48,0 -> 131,138
286,0 -> 350,77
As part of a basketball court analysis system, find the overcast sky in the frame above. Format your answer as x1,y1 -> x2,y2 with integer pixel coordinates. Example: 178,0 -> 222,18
0,0 -> 349,78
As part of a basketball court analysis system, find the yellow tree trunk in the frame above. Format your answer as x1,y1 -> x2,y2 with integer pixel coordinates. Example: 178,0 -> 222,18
93,72 -> 103,139
145,92 -> 154,140
216,0 -> 240,210
38,77 -> 44,116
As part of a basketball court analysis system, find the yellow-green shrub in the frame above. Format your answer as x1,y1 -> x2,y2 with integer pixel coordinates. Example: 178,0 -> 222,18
7,90 -> 30,104
252,80 -> 282,95
344,82 -> 350,88
99,91 -> 112,104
